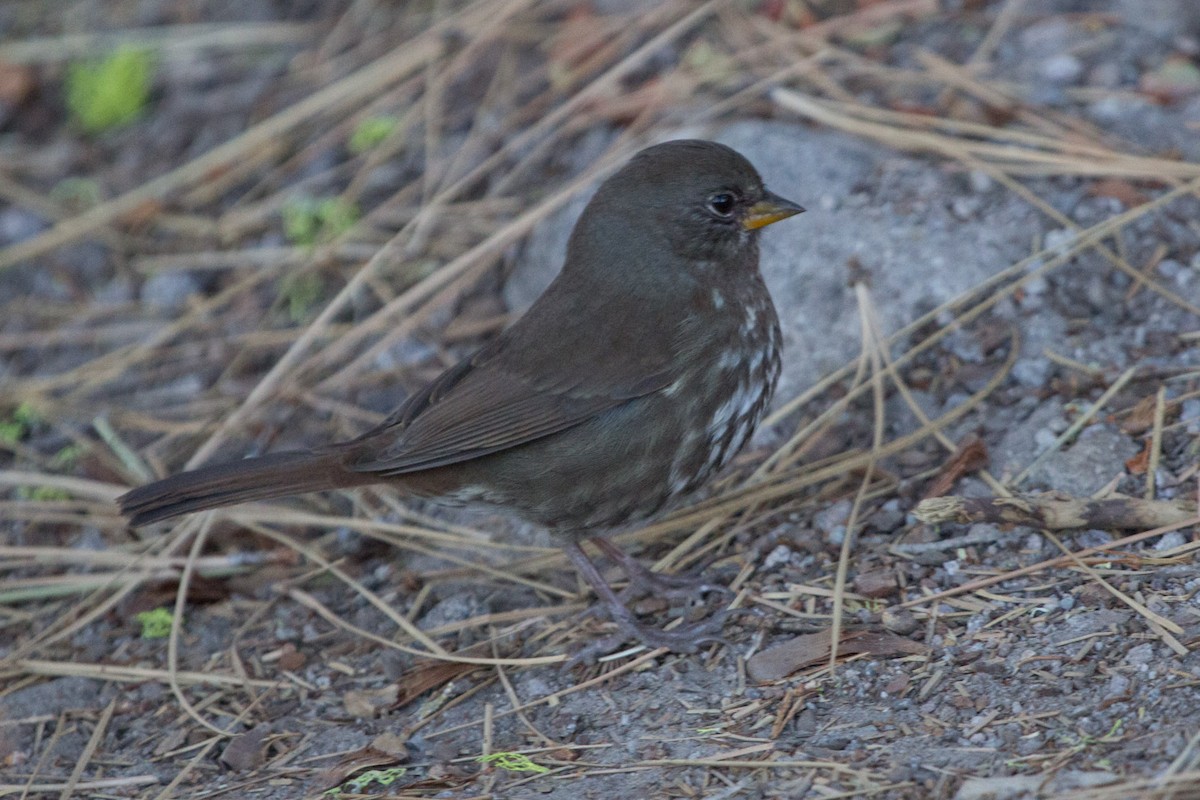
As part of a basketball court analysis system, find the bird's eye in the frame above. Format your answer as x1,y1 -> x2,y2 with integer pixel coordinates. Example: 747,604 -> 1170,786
707,193 -> 736,218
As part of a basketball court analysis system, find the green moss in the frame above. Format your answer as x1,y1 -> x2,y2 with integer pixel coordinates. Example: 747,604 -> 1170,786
66,46 -> 155,133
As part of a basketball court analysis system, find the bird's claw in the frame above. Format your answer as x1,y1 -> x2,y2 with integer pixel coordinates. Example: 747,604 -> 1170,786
564,607 -> 737,669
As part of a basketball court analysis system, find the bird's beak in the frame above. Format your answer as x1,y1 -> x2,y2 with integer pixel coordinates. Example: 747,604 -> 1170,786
742,191 -> 806,231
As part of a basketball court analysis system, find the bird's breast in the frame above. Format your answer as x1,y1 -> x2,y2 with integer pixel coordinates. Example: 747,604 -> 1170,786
660,284 -> 782,502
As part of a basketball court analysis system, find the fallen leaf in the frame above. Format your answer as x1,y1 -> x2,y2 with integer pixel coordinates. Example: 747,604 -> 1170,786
923,434 -> 989,499
277,644 -> 306,672
747,629 -> 927,682
853,569 -> 897,599
1140,55 -> 1200,103
118,198 -> 164,231
881,607 -> 919,635
370,732 -> 409,759
1088,178 -> 1149,209
152,726 -> 188,756
0,60 -> 35,105
1124,445 -> 1150,475
318,748 -> 402,791
748,630 -> 834,682
394,660 -> 477,709
1121,394 -> 1159,434
220,725 -> 271,771
343,684 -> 399,718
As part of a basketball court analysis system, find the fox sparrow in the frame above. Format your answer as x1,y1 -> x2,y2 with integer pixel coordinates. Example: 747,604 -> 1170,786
119,139 -> 804,657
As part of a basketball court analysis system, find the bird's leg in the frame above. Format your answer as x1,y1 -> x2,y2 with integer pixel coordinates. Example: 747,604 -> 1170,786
562,540 -> 732,664
590,537 -> 732,602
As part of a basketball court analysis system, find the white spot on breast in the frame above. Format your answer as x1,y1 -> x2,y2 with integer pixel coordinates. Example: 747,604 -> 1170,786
712,289 -> 725,310
716,349 -> 741,370
667,430 -> 703,495
746,349 -> 764,376
709,379 -> 753,435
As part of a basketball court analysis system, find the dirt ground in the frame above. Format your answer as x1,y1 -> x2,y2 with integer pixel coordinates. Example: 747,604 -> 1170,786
2,2 -> 1200,798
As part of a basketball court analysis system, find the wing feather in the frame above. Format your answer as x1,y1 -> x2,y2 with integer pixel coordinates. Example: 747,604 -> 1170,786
346,355 -> 670,475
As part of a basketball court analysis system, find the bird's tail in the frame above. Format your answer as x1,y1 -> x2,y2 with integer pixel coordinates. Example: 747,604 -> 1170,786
118,450 -> 365,526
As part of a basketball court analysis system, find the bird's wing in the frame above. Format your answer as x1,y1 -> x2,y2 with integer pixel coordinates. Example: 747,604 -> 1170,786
343,345 -> 673,475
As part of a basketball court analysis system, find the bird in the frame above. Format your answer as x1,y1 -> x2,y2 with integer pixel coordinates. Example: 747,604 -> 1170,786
118,139 -> 804,657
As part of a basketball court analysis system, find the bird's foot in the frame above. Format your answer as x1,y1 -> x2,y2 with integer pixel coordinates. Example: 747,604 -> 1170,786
614,557 -> 733,604
565,605 -> 735,669
590,537 -> 732,603
562,539 -> 739,668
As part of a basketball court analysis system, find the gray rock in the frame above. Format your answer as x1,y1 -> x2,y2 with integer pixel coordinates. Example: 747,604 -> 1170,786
1182,398 -> 1200,433
1011,356 -> 1052,388
1077,529 -> 1114,549
1125,643 -> 1156,665
140,270 -> 203,311
815,499 -> 853,545
992,399 -> 1138,495
1052,609 -> 1132,644
1041,54 -> 1084,84
417,590 -> 489,631
1107,0 -> 1200,37
1018,17 -> 1087,59
0,677 -> 108,755
968,171 -> 994,194
1030,423 -> 1139,496
0,208 -> 49,244
1155,530 -> 1187,551
992,400 -> 1065,480
1158,259 -> 1184,280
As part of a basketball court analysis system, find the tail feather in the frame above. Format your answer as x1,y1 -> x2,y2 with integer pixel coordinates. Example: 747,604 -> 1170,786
118,451 -> 364,526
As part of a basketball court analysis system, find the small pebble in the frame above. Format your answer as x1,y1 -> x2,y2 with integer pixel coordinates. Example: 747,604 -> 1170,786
1157,259 -> 1183,280
1034,427 -> 1059,449
1044,228 -> 1076,254
968,171 -> 994,193
951,196 -> 982,220
0,208 -> 49,244
882,607 -> 919,635
1125,643 -> 1155,665
761,544 -> 793,571
140,271 -> 202,312
1155,531 -> 1186,551
1012,358 -> 1051,388
1041,54 -> 1083,84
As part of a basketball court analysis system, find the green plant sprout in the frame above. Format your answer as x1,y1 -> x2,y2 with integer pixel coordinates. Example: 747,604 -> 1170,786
324,767 -> 406,795
476,752 -> 550,774
15,486 -> 71,501
50,177 -> 103,209
349,115 -> 400,154
66,46 -> 154,133
50,443 -> 86,470
136,607 -> 175,639
282,196 -> 359,249
0,402 -> 41,445
280,271 -> 324,323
